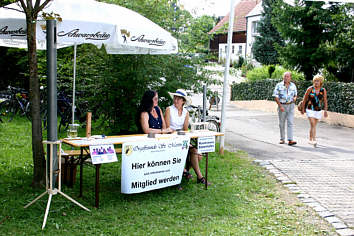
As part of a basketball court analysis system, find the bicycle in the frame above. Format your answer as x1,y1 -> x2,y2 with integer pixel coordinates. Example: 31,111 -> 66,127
186,105 -> 221,132
41,90 -> 86,132
0,86 -> 30,122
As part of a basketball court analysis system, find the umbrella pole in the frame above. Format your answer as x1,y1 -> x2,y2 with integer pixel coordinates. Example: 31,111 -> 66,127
72,43 -> 77,124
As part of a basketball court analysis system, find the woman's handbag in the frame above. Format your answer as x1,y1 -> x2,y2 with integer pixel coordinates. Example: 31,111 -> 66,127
297,100 -> 303,112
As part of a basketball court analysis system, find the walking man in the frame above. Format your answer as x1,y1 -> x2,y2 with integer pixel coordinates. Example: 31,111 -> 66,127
273,71 -> 297,145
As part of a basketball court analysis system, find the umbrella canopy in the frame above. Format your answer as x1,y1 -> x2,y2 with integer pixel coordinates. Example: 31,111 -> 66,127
0,0 -> 178,123
0,0 -> 178,54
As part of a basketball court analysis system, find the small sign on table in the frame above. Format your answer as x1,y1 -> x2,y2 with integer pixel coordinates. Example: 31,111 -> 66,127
89,144 -> 118,164
197,136 -> 215,153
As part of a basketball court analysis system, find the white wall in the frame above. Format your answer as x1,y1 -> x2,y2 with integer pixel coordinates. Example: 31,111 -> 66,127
218,43 -> 246,64
246,14 -> 261,61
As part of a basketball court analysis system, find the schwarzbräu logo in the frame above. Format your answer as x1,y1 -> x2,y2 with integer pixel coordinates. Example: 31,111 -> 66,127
0,26 -> 26,37
57,29 -> 110,40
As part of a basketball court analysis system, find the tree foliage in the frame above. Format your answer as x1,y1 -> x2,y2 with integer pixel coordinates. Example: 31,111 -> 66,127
272,0 -> 345,81
325,4 -> 354,83
180,15 -> 217,53
252,0 -> 284,65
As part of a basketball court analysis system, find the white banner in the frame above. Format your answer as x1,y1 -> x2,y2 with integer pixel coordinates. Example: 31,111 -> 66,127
121,137 -> 190,194
197,136 -> 215,154
89,144 -> 118,164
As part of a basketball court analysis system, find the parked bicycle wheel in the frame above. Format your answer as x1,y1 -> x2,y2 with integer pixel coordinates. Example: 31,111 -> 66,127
207,120 -> 220,132
0,99 -> 15,122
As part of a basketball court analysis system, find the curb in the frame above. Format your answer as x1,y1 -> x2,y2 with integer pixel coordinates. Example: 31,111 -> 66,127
254,159 -> 354,236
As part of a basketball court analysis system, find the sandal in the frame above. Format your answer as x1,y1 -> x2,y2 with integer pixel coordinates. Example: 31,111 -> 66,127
177,184 -> 183,191
197,177 -> 211,186
183,171 -> 193,179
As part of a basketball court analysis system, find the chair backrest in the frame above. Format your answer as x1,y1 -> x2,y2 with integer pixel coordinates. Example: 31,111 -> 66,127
86,112 -> 92,137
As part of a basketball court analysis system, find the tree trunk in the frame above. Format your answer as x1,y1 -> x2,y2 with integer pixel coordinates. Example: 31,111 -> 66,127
26,15 -> 46,188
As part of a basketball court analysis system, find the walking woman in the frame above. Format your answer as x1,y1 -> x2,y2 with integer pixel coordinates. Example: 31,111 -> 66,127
301,75 -> 328,147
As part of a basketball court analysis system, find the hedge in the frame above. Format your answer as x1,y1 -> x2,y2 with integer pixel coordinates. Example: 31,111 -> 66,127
231,79 -> 354,115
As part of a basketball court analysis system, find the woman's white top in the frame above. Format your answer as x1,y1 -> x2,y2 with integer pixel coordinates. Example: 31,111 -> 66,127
169,105 -> 187,130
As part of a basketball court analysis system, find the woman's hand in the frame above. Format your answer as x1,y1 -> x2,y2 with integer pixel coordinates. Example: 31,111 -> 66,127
161,127 -> 173,134
324,111 -> 328,118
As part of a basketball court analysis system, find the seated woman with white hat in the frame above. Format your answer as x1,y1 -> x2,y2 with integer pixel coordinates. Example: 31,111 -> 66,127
164,89 -> 210,186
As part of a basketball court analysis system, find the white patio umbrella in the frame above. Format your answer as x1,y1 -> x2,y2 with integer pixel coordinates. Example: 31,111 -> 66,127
0,0 -> 178,123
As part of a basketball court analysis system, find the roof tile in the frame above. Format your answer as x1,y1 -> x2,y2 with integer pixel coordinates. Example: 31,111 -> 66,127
209,0 -> 260,34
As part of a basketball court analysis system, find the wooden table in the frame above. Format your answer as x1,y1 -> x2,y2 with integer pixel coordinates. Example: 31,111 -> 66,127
62,131 -> 223,208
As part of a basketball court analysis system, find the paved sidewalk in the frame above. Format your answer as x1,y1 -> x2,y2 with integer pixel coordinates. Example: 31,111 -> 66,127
220,103 -> 354,236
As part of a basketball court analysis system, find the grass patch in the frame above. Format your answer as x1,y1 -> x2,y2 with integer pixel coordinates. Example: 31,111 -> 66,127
0,117 -> 335,235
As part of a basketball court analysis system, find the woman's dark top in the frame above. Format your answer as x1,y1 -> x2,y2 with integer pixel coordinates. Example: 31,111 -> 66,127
148,106 -> 163,129
307,86 -> 324,111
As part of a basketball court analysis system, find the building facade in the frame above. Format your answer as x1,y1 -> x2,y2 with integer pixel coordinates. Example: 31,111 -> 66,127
245,1 -> 262,62
208,0 -> 260,64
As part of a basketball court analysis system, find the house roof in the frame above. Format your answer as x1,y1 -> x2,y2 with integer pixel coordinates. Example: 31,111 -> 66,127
246,1 -> 263,18
208,0 -> 260,34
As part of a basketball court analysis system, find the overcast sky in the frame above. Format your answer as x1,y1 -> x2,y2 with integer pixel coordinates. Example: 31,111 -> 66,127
179,0 -> 240,17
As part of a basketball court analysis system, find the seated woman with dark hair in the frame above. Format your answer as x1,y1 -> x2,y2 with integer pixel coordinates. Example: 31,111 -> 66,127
137,90 -> 172,134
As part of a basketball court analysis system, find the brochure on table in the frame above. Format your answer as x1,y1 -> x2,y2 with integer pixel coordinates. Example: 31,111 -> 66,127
121,136 -> 190,194
89,144 -> 118,164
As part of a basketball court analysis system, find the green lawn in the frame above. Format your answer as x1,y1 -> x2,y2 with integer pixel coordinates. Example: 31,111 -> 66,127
0,117 -> 336,235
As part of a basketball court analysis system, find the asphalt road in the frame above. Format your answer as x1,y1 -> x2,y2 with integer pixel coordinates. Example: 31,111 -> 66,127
222,103 -> 354,161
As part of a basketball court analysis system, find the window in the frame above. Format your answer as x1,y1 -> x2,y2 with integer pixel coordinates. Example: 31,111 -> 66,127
238,45 -> 242,55
251,21 -> 258,34
232,45 -> 234,54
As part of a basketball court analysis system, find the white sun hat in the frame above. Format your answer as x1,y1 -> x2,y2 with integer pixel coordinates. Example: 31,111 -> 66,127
168,89 -> 192,106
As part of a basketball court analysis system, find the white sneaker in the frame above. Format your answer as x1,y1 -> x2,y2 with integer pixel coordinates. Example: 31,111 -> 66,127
308,140 -> 314,145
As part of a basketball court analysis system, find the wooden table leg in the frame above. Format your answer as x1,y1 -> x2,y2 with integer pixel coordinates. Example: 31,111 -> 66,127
63,156 -> 68,186
79,149 -> 84,197
95,164 -> 101,208
69,156 -> 75,188
205,153 -> 208,190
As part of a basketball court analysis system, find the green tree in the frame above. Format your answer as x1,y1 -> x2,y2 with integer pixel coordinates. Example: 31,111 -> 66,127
325,4 -> 354,83
272,0 -> 340,80
180,15 -> 217,53
1,0 -> 53,187
252,0 -> 284,65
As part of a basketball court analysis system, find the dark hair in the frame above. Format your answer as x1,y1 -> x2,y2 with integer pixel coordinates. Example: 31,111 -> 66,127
136,90 -> 157,132
139,90 -> 156,113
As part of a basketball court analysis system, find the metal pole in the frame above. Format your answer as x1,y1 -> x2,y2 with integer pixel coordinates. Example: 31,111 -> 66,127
46,19 -> 58,187
202,85 -> 207,121
72,43 -> 77,124
220,0 -> 236,154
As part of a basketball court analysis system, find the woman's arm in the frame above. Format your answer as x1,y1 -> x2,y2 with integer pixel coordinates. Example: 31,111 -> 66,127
164,107 -> 171,129
323,88 -> 328,118
183,111 -> 189,131
302,88 -> 311,113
